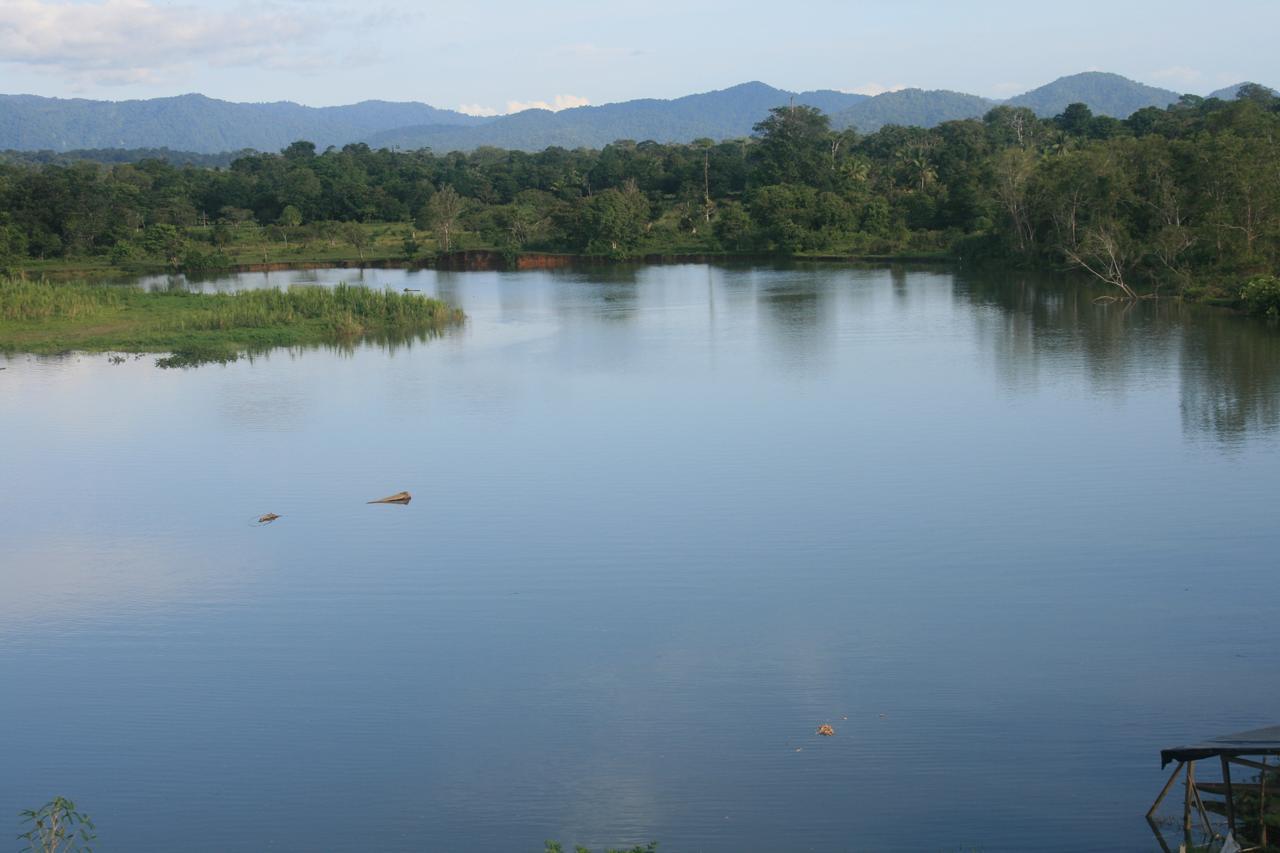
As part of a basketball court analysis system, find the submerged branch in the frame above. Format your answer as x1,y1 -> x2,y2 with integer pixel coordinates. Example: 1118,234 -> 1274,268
1061,225 -> 1140,300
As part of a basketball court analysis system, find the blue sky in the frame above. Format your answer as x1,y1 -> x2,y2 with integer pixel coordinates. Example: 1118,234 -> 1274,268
0,0 -> 1275,111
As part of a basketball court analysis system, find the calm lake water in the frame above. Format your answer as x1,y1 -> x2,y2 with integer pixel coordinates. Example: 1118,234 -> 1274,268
2,264 -> 1279,852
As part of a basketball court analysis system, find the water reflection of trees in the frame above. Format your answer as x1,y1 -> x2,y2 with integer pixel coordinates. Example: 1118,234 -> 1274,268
546,266 -> 643,324
1179,312 -> 1280,443
958,269 -> 1280,443
758,273 -> 833,372
118,263 -> 1280,443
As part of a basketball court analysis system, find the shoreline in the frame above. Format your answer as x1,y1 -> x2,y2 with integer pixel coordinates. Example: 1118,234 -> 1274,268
4,251 -> 1254,317
11,249 -> 957,279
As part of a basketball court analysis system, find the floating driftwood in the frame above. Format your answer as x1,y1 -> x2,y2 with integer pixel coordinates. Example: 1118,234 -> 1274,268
257,513 -> 280,524
368,491 -> 412,505
403,288 -> 421,292
816,724 -> 835,737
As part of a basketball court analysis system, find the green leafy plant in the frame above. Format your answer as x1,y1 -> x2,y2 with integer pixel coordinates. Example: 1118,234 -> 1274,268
18,797 -> 96,853
543,841 -> 657,853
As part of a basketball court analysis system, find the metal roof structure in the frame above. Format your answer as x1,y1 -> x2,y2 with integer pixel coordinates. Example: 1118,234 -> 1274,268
1150,725 -> 1280,851
1162,725 -> 1280,767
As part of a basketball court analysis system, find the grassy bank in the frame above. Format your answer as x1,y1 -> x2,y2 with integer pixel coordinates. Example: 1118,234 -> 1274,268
0,278 -> 464,366
9,221 -> 413,278
5,218 -> 956,278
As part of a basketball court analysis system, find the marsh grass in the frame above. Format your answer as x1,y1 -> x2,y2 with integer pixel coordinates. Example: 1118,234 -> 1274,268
0,277 -> 126,321
0,278 -> 464,366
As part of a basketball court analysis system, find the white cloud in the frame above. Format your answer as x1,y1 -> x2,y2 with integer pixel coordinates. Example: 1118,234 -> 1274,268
843,83 -> 908,97
0,0 -> 322,86
505,94 -> 590,113
456,95 -> 590,117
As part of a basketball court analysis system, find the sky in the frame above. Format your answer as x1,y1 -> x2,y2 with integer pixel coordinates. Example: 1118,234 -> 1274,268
0,0 -> 1276,112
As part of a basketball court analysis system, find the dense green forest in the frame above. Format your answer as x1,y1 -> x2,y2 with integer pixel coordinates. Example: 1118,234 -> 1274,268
1,86 -> 1277,308
0,147 -> 248,168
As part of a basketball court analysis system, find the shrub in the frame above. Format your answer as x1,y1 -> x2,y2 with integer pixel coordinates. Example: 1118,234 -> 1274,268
1240,275 -> 1280,317
179,249 -> 232,272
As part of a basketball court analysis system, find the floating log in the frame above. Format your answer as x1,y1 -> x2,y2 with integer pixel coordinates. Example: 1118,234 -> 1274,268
257,513 -> 280,524
368,491 -> 412,505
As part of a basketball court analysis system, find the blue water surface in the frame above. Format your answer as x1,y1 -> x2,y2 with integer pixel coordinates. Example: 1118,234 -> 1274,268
2,264 -> 1277,852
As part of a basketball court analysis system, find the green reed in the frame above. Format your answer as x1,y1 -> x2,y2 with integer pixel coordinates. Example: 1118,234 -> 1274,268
0,278 -> 465,364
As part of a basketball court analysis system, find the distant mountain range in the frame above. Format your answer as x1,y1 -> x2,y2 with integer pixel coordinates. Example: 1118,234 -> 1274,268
365,83 -> 868,151
826,73 -> 1188,134
0,73 -> 1273,156
0,94 -> 486,153
367,73 -> 1190,148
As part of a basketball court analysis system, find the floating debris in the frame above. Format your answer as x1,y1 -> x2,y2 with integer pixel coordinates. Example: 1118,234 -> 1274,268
816,724 -> 835,737
403,288 -> 421,292
368,491 -> 412,505
257,513 -> 280,524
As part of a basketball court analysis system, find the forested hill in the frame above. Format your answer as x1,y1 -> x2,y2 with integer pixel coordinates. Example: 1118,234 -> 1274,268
1210,82 -> 1279,100
827,73 -> 1183,136
365,83 -> 869,151
0,94 -> 488,154
1005,72 -> 1180,118
829,89 -> 996,134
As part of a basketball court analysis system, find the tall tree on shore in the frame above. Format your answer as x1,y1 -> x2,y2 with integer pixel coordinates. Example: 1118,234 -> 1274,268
341,222 -> 371,262
750,105 -> 833,188
428,185 -> 465,253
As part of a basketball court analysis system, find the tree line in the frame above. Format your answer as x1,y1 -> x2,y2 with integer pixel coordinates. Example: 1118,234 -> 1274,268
0,86 -> 1277,305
